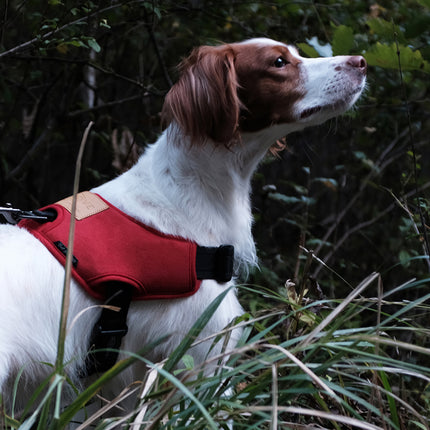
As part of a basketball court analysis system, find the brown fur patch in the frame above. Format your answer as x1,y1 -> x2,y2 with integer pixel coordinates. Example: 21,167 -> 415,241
161,41 -> 305,146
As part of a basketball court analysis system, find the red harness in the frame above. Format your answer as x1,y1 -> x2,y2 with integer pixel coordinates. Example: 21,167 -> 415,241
18,191 -> 234,374
19,192 -> 205,301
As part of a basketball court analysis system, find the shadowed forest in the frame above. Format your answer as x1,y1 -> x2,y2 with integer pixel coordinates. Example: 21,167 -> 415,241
1,1 -> 430,428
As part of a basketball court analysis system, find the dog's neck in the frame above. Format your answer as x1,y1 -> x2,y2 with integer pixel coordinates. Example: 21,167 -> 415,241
93,122 -> 300,273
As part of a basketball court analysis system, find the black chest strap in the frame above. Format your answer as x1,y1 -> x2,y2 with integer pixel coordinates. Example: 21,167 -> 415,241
84,283 -> 132,376
83,244 -> 234,376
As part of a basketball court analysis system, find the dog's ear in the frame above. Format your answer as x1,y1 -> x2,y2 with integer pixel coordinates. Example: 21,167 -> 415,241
162,45 -> 241,146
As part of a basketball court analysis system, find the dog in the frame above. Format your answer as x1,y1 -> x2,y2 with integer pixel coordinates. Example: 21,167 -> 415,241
0,37 -> 366,414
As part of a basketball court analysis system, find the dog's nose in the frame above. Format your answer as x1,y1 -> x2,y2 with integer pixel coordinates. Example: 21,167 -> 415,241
347,56 -> 367,73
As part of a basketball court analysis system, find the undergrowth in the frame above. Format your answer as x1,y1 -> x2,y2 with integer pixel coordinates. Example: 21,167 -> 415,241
1,261 -> 429,429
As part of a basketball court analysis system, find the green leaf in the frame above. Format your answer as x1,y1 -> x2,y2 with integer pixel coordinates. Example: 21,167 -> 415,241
399,249 -> 412,266
332,24 -> 354,55
367,18 -> 406,44
364,42 -> 430,73
313,177 -> 338,190
405,14 -> 430,38
87,38 -> 101,53
268,192 -> 301,204
378,368 -> 400,428
297,42 -> 320,58
66,40 -> 84,48
268,192 -> 315,205
181,354 -> 195,370
99,18 -> 111,29
409,422 -> 429,430
418,0 -> 430,8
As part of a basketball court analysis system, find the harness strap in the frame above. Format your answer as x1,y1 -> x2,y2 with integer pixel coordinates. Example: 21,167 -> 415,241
196,245 -> 234,282
84,282 -> 133,376
83,246 -> 234,376
83,245 -> 233,376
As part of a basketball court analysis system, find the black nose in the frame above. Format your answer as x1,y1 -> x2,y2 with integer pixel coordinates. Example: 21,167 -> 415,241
347,56 -> 367,73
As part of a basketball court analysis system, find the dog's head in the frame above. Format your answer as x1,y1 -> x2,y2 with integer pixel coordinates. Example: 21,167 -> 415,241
162,38 -> 367,145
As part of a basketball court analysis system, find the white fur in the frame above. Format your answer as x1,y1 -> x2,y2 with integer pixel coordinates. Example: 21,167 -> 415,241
293,54 -> 367,124
0,38 -> 366,413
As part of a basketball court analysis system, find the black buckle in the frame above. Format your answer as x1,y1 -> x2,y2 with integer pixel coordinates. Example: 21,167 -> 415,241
214,245 -> 234,282
83,284 -> 132,376
196,244 -> 234,283
97,327 -> 129,337
0,205 -> 57,225
54,241 -> 79,267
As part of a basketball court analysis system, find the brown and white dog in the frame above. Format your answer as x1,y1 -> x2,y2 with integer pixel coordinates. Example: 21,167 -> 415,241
0,38 -> 366,411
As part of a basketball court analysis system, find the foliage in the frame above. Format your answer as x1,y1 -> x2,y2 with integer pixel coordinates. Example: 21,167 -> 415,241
1,269 -> 430,428
1,0 -> 430,428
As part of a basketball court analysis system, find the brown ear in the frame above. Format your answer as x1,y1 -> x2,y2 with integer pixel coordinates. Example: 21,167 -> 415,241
161,45 -> 241,146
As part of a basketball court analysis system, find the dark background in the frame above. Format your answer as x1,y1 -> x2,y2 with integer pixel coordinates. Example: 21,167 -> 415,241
1,0 -> 430,307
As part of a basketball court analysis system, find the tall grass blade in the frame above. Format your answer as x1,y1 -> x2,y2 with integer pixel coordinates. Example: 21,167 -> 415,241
162,286 -> 233,375
56,121 -> 94,374
141,360 -> 219,430
19,374 -> 64,430
57,335 -> 170,426
298,272 -> 380,348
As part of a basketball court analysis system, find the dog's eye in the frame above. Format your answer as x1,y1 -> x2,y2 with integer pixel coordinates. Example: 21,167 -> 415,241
274,57 -> 289,68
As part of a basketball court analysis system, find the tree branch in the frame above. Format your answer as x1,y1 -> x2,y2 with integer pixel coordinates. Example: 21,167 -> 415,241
9,55 -> 165,93
0,1 -> 142,59
313,127 -> 410,258
144,8 -> 173,88
313,180 -> 430,278
6,117 -> 56,182
67,94 -> 150,117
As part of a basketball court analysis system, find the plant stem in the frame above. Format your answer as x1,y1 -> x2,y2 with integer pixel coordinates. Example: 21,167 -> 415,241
55,121 -> 94,374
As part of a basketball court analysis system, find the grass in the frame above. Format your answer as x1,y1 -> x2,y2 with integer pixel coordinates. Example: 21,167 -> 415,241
1,265 -> 430,429
1,126 -> 429,429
